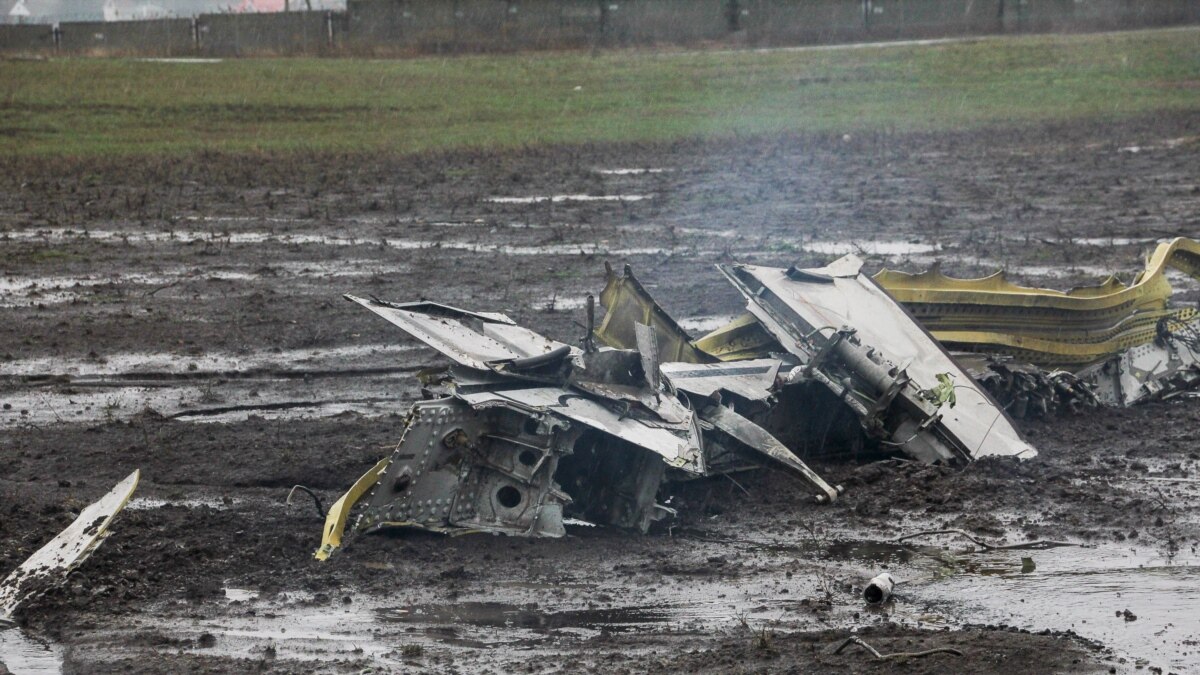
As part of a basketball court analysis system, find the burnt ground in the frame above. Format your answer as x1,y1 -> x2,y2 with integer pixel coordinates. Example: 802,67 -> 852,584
3,110 -> 1200,673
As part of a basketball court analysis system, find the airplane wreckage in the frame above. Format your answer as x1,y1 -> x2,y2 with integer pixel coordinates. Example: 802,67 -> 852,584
5,240 -> 1200,613
315,238 -> 1200,557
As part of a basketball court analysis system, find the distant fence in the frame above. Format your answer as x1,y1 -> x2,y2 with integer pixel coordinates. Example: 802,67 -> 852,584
3,0 -> 1199,57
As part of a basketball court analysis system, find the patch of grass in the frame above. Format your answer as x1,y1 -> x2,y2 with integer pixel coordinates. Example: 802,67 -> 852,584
1,28 -> 1197,157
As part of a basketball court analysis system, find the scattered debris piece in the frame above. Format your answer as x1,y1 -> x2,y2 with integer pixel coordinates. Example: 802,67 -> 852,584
834,634 -> 964,660
0,471 -> 140,622
863,573 -> 894,605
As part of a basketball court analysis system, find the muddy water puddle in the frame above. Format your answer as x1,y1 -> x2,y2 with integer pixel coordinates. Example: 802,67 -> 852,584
377,601 -> 684,632
47,535 -> 1194,672
0,345 -> 423,428
0,627 -> 63,674
906,544 -> 1200,672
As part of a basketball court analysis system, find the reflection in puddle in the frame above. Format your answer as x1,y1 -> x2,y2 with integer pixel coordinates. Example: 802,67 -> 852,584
377,601 -> 677,632
802,240 -> 942,256
1,227 -> 672,258
485,194 -> 651,204
0,627 -> 63,674
902,543 -> 1200,673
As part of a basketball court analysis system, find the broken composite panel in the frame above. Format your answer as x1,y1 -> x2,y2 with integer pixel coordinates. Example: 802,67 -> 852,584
316,255 -> 1034,558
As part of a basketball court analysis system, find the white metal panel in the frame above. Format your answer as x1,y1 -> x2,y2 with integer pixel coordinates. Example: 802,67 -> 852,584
737,259 -> 1035,460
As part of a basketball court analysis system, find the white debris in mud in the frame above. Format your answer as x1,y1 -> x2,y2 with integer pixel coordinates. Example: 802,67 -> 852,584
223,588 -> 261,602
594,168 -> 669,175
484,194 -> 652,204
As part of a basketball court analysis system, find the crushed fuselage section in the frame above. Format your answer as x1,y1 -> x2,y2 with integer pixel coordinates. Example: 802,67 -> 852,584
318,255 -> 1039,557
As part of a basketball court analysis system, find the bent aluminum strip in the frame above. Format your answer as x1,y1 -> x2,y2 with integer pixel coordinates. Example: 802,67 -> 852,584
345,294 -> 570,371
457,388 -> 706,475
0,470 -> 140,619
700,404 -> 841,503
315,457 -> 390,561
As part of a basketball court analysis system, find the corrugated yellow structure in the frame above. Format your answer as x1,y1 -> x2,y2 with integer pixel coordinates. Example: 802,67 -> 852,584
873,237 -> 1200,368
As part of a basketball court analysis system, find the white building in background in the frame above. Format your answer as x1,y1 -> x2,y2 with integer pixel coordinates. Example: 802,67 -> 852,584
7,0 -> 31,23
102,0 -> 172,20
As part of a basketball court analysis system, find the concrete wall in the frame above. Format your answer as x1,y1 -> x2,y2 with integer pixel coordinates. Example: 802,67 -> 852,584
0,23 -> 54,54
739,0 -> 865,45
59,19 -> 194,56
865,0 -> 1004,39
510,0 -> 603,50
604,0 -> 730,46
346,0 -> 601,53
197,11 -> 338,56
2,0 -> 1200,56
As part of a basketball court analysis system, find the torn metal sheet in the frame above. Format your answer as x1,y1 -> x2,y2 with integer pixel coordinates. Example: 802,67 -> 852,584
699,403 -> 842,503
659,359 -> 782,402
345,294 -> 575,374
457,387 -> 705,473
719,257 -> 1036,462
0,470 -> 139,621
596,262 -> 715,364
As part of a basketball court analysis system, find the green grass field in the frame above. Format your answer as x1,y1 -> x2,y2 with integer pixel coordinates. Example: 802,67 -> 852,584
2,28 -> 1199,157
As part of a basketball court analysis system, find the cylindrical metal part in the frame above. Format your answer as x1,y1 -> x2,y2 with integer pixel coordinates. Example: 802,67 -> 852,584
864,572 -> 894,604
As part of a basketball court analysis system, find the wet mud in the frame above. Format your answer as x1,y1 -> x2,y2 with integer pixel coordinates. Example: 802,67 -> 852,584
3,111 -> 1200,673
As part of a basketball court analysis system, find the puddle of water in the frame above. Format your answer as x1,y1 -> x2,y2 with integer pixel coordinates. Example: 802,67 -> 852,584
0,261 -> 415,307
484,194 -> 652,204
802,240 -> 943,256
377,601 -> 680,632
0,627 -> 63,674
0,367 -> 417,429
3,343 -> 418,378
127,496 -> 237,511
136,58 -> 222,64
895,542 -> 1200,672
2,228 -> 673,258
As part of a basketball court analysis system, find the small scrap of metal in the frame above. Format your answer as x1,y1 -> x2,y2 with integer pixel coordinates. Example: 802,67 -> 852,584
834,635 -> 963,660
863,572 -> 894,605
0,471 -> 140,622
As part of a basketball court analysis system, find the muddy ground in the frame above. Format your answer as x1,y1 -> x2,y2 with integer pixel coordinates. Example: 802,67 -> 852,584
2,111 -> 1200,674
